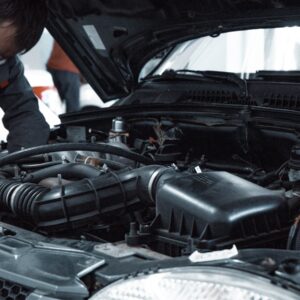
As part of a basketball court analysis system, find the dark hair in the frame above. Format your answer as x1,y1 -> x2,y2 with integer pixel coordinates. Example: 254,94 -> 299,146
0,0 -> 48,54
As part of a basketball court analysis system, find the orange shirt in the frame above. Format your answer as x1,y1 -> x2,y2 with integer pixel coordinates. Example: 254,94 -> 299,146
47,42 -> 80,74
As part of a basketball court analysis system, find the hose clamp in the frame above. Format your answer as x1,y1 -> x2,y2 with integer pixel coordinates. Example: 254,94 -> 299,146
148,168 -> 164,202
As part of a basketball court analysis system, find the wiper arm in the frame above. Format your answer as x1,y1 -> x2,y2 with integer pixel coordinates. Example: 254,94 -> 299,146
144,69 -> 249,99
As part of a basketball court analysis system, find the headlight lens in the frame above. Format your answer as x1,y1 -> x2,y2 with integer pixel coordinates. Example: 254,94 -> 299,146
90,267 -> 299,300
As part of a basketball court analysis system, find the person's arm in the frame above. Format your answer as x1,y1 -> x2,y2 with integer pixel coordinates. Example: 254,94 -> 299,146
0,57 -> 50,152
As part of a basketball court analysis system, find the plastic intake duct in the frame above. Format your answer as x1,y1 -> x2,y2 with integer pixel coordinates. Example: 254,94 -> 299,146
0,166 -> 174,231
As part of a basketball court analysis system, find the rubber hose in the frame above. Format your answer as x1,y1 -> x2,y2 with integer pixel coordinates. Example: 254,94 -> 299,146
16,155 -> 50,164
92,159 -> 128,170
22,163 -> 102,184
0,143 -> 153,167
0,165 -> 171,231
203,162 -> 254,174
21,160 -> 128,171
20,161 -> 63,170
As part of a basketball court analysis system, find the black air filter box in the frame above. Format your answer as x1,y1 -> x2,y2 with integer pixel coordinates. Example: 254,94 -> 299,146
151,172 -> 289,250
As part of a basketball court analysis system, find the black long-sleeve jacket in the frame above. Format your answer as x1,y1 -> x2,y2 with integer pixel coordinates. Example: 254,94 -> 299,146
0,57 -> 50,152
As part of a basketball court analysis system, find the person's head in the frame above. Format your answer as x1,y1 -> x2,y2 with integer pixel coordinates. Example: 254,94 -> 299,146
0,0 -> 48,59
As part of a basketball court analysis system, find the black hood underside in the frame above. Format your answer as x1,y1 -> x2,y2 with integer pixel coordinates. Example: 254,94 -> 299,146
47,0 -> 300,101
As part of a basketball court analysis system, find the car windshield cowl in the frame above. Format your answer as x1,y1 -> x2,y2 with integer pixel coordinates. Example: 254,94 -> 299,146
143,69 -> 249,98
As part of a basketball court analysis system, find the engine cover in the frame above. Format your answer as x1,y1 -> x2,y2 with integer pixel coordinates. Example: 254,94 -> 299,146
150,172 -> 290,252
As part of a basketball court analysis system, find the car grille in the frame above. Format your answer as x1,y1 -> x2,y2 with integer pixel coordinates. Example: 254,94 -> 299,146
0,278 -> 31,300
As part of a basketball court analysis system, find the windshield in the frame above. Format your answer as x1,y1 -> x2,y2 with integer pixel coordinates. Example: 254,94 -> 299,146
152,27 -> 300,78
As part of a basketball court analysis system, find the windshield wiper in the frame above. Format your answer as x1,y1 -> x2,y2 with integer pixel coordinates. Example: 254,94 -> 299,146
144,69 -> 249,99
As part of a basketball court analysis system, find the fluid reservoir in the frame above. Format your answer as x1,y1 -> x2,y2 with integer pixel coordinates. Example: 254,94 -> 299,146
107,117 -> 134,167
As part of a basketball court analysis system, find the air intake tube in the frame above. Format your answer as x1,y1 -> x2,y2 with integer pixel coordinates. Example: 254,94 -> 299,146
0,166 -> 175,231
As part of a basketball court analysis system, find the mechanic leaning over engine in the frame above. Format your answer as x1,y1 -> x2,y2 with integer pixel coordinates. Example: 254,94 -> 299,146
0,0 -> 50,152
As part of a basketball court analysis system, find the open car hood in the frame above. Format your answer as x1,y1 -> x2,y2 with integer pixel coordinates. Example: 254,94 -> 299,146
47,0 -> 300,101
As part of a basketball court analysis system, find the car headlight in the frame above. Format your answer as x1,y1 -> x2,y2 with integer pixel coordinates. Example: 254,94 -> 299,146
90,267 -> 299,300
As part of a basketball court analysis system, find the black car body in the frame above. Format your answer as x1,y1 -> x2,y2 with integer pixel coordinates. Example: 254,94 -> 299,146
0,1 -> 300,299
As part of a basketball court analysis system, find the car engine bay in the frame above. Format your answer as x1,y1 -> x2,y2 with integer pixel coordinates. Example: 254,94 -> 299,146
0,111 -> 299,256
0,109 -> 299,298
